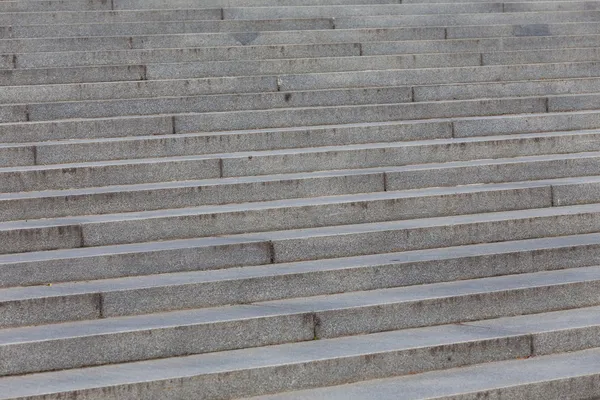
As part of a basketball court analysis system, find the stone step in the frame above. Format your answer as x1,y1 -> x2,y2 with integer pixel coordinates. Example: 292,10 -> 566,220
275,61 -> 600,91
8,44 -> 600,72
0,85 -> 414,123
0,0 -> 401,12
3,55 -> 599,89
114,97 -> 547,133
3,230 -> 600,318
0,118 -> 447,166
1,121 -> 587,168
414,76 -> 600,102
0,27 -> 445,53
4,201 -> 600,288
365,35 -> 600,55
1,105 -> 596,144
0,183 -> 553,254
2,269 -> 600,375
1,159 -> 599,223
0,75 -> 280,104
2,93 -> 549,128
0,0 -> 582,13
0,113 -> 594,162
4,8 -> 600,39
251,339 -> 600,400
448,21 -> 600,38
6,134 -> 600,193
0,169 -> 388,223
0,19 -> 336,40
3,201 -> 600,277
5,81 -> 600,124
4,9 -> 600,43
0,9 -> 224,26
2,19 -> 597,41
0,307 -> 598,399
222,3 -> 600,21
7,30 -> 600,55
0,3 -> 503,27
3,75 -> 600,112
336,10 -> 600,29
3,43 -> 366,70
4,122 -> 598,191
0,64 -> 146,86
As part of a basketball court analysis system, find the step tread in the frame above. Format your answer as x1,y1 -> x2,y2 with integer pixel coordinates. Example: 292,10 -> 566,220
4,134 -> 600,174
2,305 -> 599,398
0,202 -> 598,264
2,231 -> 598,299
249,346 -> 600,399
0,181 -> 550,230
0,321 -> 527,399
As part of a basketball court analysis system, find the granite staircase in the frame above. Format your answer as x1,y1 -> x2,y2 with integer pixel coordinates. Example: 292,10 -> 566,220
2,0 -> 600,398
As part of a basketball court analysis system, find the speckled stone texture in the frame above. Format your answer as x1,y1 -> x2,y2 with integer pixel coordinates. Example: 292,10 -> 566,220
2,0 -> 600,398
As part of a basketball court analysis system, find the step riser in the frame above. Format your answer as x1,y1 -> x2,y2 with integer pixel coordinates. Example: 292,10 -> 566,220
483,48 -> 600,66
0,86 -> 412,125
0,312 -> 314,376
0,4 -> 501,26
453,111 -> 600,138
0,106 -> 597,145
0,65 -> 145,87
0,186 -> 551,254
1,335 -> 531,399
428,376 -> 600,400
0,9 -> 224,26
2,43 -> 362,70
0,157 -> 220,193
278,62 -> 600,92
4,85 -> 600,126
0,19 -> 336,40
386,156 -> 600,190
2,56 -> 597,89
1,120 -> 448,167
2,133 -> 598,193
0,173 -> 385,222
253,333 -> 600,400
414,77 -> 600,102
225,4 -> 594,20
0,28 -> 446,53
0,19 -> 591,41
6,31 -> 600,54
336,11 -> 600,29
314,281 -> 600,338
2,208 -> 598,291
6,235 -> 600,323
447,21 -> 600,39
0,0 -> 406,12
271,208 -> 600,263
0,76 -> 279,104
4,283 -> 600,376
2,125 -> 593,193
79,242 -> 600,317
365,36 -> 600,55
0,240 -> 273,289
2,52 -> 480,74
6,47 -> 600,73
172,97 -> 545,134
0,115 -> 172,144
